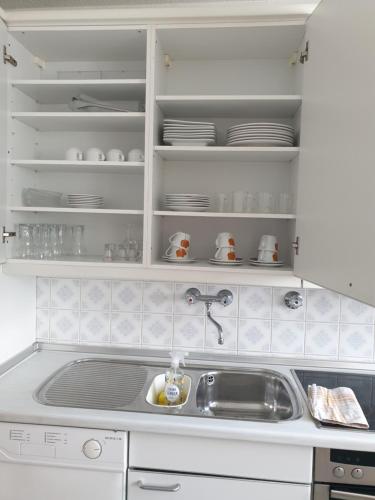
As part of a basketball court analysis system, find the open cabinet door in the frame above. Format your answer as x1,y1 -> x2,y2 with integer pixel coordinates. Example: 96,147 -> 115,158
295,0 -> 375,305
0,18 -> 7,264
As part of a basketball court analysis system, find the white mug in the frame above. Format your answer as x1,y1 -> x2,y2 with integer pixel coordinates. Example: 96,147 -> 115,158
169,232 -> 190,249
258,249 -> 279,263
165,245 -> 189,259
107,148 -> 125,162
86,147 -> 106,161
215,232 -> 235,248
214,246 -> 236,261
257,192 -> 274,213
65,147 -> 83,161
232,191 -> 245,213
128,148 -> 144,162
258,234 -> 278,251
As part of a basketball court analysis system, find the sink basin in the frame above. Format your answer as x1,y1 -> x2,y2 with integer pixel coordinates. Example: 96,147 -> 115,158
195,369 -> 301,422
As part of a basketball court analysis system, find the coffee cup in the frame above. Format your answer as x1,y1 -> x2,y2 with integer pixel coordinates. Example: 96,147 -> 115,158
169,232 -> 190,249
215,232 -> 235,248
258,249 -> 279,263
165,245 -> 189,259
215,246 -> 236,261
258,235 -> 278,251
86,147 -> 106,161
107,148 -> 125,162
128,148 -> 144,162
65,147 -> 83,161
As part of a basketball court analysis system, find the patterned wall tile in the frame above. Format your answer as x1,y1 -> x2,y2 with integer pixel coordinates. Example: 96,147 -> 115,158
36,278 -> 50,309
36,308 -> 50,340
340,296 -> 374,325
305,322 -> 339,358
50,309 -> 79,343
205,317 -> 238,352
51,278 -> 80,310
238,319 -> 271,353
206,284 -> 238,318
173,315 -> 205,349
111,281 -> 142,312
143,282 -> 174,314
174,283 -> 206,316
81,280 -> 110,311
306,289 -> 340,323
239,286 -> 272,319
271,320 -> 305,355
142,314 -> 173,347
272,288 -> 306,322
110,312 -> 142,345
80,311 -> 110,343
339,324 -> 374,361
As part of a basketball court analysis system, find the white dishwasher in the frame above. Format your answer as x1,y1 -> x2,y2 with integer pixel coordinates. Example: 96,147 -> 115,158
0,422 -> 127,500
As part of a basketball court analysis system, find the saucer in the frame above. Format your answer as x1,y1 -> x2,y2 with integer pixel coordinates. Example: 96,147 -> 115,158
249,258 -> 284,267
162,256 -> 197,263
209,258 -> 243,266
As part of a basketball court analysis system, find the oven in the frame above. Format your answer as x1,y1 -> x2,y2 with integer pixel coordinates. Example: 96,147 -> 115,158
314,448 -> 375,500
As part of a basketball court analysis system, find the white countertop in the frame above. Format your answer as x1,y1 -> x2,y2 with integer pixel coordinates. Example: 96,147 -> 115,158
1,346 -> 375,451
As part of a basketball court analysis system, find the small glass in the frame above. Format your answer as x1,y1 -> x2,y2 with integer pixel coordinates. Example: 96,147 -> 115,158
103,243 -> 116,262
72,225 -> 86,257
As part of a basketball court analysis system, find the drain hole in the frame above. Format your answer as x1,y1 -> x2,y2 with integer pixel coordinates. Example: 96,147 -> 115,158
207,375 -> 215,385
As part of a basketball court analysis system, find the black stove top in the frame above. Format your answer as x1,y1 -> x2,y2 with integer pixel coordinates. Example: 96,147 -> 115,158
294,369 -> 375,431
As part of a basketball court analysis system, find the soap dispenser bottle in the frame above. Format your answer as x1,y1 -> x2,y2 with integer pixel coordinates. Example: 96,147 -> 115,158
164,351 -> 187,405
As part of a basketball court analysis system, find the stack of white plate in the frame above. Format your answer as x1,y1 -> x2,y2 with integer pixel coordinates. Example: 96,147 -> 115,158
163,119 -> 217,146
164,193 -> 210,212
226,122 -> 295,147
67,194 -> 104,209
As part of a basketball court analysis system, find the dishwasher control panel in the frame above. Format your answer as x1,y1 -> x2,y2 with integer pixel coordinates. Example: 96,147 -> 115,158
0,422 -> 126,469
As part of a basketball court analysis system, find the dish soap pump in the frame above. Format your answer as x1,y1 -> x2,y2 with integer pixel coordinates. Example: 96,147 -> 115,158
163,351 -> 187,405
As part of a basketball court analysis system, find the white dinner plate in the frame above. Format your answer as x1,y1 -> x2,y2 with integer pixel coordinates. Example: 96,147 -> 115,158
228,122 -> 294,132
162,256 -> 197,263
164,206 -> 210,211
209,258 -> 243,266
226,139 -> 293,146
164,119 -> 215,126
165,139 -> 216,146
249,258 -> 284,267
227,134 -> 294,141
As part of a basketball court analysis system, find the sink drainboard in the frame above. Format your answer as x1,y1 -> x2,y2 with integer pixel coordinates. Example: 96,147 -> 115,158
36,359 -> 147,410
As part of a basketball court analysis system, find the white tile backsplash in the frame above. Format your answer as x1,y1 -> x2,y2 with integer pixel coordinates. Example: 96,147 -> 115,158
36,278 -> 375,364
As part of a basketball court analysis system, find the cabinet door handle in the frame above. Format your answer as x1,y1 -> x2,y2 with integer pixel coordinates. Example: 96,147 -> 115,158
331,490 -> 375,500
136,480 -> 181,492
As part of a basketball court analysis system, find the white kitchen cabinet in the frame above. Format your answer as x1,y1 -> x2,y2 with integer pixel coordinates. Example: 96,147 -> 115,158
128,470 -> 311,500
0,0 -> 373,303
0,19 -> 8,263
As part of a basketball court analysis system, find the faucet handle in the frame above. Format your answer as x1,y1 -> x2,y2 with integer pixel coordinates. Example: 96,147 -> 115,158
185,288 -> 201,305
217,289 -> 233,307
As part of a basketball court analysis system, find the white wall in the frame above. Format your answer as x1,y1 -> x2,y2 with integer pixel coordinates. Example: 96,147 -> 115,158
0,270 -> 35,364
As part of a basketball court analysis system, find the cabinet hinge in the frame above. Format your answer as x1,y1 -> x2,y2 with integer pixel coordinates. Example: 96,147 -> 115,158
299,41 -> 309,64
292,236 -> 300,255
3,46 -> 17,67
2,227 -> 16,244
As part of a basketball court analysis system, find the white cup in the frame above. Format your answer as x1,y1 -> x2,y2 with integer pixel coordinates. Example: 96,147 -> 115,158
232,190 -> 245,213
165,245 -> 189,259
257,192 -> 274,213
65,147 -> 83,161
258,249 -> 279,263
86,147 -> 106,161
217,193 -> 228,213
107,148 -> 125,162
214,246 -> 236,261
215,232 -> 235,248
128,148 -> 144,162
169,232 -> 190,249
258,234 -> 278,251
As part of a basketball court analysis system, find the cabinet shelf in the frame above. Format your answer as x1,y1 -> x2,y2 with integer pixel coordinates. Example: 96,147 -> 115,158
11,160 -> 144,174
11,79 -> 146,104
11,112 -> 145,132
156,95 -> 302,118
10,207 -> 143,215
155,146 -> 299,162
152,259 -> 293,275
154,211 -> 296,219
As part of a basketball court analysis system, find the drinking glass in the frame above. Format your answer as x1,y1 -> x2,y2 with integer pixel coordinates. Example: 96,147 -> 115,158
257,192 -> 274,213
278,193 -> 292,214
72,225 -> 86,257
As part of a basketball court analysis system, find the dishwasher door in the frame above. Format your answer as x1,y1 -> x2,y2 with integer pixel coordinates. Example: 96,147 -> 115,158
0,423 -> 127,500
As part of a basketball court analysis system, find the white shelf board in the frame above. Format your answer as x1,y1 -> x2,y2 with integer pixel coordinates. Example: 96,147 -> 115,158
11,112 -> 145,132
152,259 -> 293,275
155,146 -> 299,162
11,79 -> 146,104
156,95 -> 302,118
154,211 -> 296,219
11,160 -> 144,174
6,257 -> 142,266
10,207 -> 144,215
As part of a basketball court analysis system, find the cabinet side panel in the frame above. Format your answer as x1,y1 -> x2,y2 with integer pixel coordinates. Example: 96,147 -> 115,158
0,19 -> 7,263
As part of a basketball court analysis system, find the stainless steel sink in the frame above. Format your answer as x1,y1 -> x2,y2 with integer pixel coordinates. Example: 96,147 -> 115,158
196,369 -> 301,422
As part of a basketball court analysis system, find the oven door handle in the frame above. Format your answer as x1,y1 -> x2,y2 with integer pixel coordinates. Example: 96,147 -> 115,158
331,490 -> 375,500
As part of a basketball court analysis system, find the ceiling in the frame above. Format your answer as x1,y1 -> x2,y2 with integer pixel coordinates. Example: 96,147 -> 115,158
0,0 -> 319,10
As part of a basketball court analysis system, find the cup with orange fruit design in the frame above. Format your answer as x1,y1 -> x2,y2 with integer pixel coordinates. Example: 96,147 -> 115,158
165,232 -> 191,260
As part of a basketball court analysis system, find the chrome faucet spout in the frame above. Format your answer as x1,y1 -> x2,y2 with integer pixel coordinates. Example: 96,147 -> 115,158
205,302 -> 224,345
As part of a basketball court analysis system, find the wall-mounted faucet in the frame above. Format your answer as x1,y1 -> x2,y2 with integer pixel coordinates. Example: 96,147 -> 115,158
185,288 -> 233,345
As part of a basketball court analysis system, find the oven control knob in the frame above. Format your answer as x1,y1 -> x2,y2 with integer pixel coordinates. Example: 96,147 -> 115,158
333,466 -> 345,478
351,468 -> 364,479
82,439 -> 102,459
